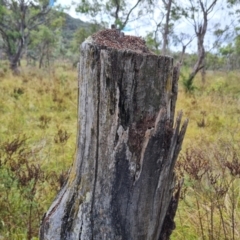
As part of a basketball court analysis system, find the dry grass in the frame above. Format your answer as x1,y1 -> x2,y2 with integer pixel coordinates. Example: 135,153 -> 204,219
0,63 -> 240,239
0,63 -> 78,239
172,70 -> 240,239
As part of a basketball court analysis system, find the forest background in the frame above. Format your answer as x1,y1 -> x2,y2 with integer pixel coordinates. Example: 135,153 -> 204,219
0,0 -> 240,239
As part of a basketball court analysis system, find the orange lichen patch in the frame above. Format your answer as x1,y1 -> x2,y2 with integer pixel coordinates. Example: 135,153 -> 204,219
92,29 -> 155,54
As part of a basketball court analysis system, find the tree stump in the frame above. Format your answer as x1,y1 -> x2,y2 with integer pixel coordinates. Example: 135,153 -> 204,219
39,29 -> 188,240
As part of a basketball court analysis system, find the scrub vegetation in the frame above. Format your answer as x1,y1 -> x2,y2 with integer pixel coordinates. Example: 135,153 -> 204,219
1,0 -> 240,238
0,62 -> 239,239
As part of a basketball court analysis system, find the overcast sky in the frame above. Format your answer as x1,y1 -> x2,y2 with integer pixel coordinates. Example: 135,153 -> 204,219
56,0 -> 233,53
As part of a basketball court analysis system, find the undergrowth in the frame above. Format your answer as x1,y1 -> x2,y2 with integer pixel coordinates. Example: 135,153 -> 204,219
172,69 -> 240,239
173,139 -> 240,240
0,63 -> 240,239
0,64 -> 77,239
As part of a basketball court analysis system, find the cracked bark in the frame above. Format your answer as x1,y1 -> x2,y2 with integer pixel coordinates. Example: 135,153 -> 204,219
39,34 -> 188,240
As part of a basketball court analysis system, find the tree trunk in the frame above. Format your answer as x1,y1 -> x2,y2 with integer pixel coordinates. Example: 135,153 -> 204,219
39,29 -> 188,240
9,56 -> 21,75
39,53 -> 44,69
162,0 -> 173,56
8,38 -> 24,75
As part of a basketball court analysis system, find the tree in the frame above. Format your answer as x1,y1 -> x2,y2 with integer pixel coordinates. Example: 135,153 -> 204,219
28,13 -> 64,69
39,29 -> 188,239
71,23 -> 102,50
69,22 -> 104,66
145,31 -> 161,53
75,0 -> 144,30
162,0 -> 174,55
145,0 -> 183,55
0,0 -> 51,74
227,0 -> 240,7
0,36 -> 4,60
182,0 -> 219,83
30,25 -> 59,68
219,43 -> 235,70
172,33 -> 194,66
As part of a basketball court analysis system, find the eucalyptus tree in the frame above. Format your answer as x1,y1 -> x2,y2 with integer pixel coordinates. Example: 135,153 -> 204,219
172,32 -> 194,65
29,25 -> 59,69
144,0 -> 183,55
28,13 -> 65,69
0,0 -> 52,74
161,0 -> 174,55
181,0 -> 219,83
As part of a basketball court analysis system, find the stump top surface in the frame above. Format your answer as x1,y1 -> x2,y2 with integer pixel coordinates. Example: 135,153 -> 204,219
92,29 -> 155,55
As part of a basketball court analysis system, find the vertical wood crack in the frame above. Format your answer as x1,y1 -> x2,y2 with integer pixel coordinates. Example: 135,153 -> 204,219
90,50 -> 101,239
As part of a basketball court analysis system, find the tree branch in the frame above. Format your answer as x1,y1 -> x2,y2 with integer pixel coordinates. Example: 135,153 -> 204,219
113,0 -> 120,23
122,0 -> 142,29
207,0 -> 218,13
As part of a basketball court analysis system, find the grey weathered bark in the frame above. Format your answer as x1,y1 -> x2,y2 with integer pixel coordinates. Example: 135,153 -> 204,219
39,29 -> 188,240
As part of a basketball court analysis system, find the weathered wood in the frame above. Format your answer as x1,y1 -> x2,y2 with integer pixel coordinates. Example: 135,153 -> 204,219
39,29 -> 188,240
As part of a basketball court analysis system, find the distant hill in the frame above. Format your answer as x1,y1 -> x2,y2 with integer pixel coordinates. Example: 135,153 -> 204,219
61,12 -> 91,49
63,13 -> 90,37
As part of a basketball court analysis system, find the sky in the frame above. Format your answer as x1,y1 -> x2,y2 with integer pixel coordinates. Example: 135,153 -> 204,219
55,0 -> 234,53
55,0 -> 164,34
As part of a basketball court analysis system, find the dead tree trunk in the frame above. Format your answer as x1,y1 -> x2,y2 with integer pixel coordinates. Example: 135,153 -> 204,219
39,29 -> 188,240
